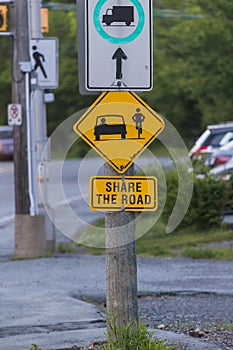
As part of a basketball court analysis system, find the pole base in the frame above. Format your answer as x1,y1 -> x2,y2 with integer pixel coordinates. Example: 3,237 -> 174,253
15,214 -> 46,258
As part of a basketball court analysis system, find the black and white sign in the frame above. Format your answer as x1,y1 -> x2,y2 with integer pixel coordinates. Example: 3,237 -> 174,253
78,0 -> 152,93
30,38 -> 59,89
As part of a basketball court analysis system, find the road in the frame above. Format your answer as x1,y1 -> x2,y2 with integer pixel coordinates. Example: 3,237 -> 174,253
0,156 -> 159,254
0,161 -> 14,222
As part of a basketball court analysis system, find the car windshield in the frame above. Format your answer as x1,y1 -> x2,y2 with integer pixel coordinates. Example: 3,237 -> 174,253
206,131 -> 233,147
220,140 -> 233,151
219,132 -> 233,146
96,115 -> 124,125
0,131 -> 13,140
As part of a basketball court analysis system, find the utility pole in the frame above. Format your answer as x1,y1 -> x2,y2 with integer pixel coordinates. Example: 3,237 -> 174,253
11,0 -> 45,258
11,0 -> 30,215
105,163 -> 138,328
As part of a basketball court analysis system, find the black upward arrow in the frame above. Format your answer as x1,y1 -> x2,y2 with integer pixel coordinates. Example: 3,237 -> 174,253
112,48 -> 127,80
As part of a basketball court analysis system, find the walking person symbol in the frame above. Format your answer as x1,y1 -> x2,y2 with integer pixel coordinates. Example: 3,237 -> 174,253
32,45 -> 47,79
132,108 -> 145,139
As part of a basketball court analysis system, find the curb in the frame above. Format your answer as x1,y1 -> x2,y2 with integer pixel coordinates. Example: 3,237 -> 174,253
152,329 -> 227,350
0,327 -> 227,350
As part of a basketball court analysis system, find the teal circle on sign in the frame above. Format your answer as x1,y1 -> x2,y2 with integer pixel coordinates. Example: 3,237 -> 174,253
93,0 -> 145,44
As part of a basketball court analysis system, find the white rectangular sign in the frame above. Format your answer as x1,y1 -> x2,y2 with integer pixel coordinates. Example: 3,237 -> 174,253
84,0 -> 152,92
8,103 -> 22,126
30,38 -> 59,89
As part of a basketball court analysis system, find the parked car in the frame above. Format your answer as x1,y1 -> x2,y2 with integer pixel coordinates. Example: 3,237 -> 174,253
189,122 -> 233,160
205,140 -> 233,168
0,126 -> 13,160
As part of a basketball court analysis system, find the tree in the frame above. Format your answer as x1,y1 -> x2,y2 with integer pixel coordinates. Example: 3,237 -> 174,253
144,0 -> 233,142
0,37 -> 11,124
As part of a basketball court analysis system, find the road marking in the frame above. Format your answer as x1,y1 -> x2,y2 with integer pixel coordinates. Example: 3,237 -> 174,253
0,214 -> 14,227
0,164 -> 13,173
0,196 -> 89,226
53,194 -> 89,208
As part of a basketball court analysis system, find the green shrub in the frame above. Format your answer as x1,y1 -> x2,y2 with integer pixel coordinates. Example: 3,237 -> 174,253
162,167 -> 231,230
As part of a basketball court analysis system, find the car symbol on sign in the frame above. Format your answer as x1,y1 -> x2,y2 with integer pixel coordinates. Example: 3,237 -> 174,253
94,115 -> 127,141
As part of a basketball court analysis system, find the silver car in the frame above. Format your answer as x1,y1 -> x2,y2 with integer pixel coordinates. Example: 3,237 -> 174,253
205,140 -> 233,168
0,126 -> 13,160
189,122 -> 233,160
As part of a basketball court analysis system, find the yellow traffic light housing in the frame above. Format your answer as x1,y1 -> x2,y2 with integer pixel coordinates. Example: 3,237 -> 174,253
41,8 -> 49,33
0,5 -> 7,31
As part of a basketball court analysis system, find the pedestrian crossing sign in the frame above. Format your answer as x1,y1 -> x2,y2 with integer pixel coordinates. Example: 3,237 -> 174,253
30,38 -> 59,89
73,91 -> 164,173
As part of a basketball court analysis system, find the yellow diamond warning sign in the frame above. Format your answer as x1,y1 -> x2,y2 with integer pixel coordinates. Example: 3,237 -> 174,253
73,91 -> 164,173
90,176 -> 157,212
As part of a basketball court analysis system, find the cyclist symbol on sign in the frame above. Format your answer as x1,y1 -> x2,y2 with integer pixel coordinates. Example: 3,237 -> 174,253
32,45 -> 47,78
132,108 -> 145,139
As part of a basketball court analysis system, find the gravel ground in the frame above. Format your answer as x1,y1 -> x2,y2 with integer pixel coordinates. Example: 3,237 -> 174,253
76,292 -> 233,350
138,292 -> 233,350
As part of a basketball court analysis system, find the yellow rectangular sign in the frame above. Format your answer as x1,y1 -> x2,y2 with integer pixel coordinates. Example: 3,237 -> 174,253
90,176 -> 157,212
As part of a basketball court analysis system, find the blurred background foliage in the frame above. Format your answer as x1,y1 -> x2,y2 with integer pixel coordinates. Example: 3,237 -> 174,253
0,0 -> 232,147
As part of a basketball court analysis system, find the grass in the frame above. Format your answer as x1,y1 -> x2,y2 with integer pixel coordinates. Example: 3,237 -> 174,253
183,247 -> 233,260
136,220 -> 233,259
218,323 -> 233,331
55,242 -> 77,254
103,321 -> 176,350
30,345 -> 42,350
201,322 -> 233,332
77,218 -> 233,260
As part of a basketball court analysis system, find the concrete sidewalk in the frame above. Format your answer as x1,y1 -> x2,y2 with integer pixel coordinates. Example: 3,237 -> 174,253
1,215 -> 233,350
0,255 -> 106,350
1,252 -> 233,350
